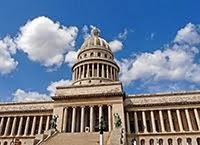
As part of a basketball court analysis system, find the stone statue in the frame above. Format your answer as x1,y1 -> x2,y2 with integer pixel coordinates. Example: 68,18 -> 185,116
50,115 -> 58,130
113,113 -> 122,128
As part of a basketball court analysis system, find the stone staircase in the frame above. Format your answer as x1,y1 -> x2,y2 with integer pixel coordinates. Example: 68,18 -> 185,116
37,132 -> 110,145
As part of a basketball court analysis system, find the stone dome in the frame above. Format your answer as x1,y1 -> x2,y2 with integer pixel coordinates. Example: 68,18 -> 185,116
79,29 -> 112,54
72,28 -> 119,85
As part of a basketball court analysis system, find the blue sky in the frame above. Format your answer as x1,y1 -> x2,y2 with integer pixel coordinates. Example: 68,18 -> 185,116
1,0 -> 200,102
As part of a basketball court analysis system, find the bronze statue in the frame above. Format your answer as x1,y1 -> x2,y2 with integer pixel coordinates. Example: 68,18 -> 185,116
113,113 -> 122,128
50,115 -> 58,130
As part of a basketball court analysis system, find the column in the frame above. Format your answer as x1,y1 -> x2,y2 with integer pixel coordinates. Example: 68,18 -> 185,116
0,117 -> 4,135
126,112 -> 131,133
134,112 -> 138,133
78,66 -> 81,79
24,116 -> 30,136
106,65 -> 109,78
87,64 -> 90,77
31,116 -> 36,136
150,111 -> 156,132
97,63 -> 99,77
92,63 -> 94,77
17,116 -> 23,136
62,108 -> 68,132
82,65 -> 85,78
176,109 -> 183,131
90,106 -> 94,132
110,66 -> 113,80
76,68 -> 78,80
4,117 -> 11,136
194,108 -> 200,130
185,109 -> 193,131
108,105 -> 112,131
38,116 -> 43,134
167,110 -> 174,132
99,105 -> 103,122
80,106 -> 85,132
71,107 -> 76,133
113,69 -> 116,80
10,117 -> 17,136
142,111 -> 147,133
45,116 -> 50,131
102,64 -> 105,78
159,110 -> 165,132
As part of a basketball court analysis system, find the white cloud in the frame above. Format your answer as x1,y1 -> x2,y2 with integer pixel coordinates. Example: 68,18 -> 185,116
16,16 -> 78,68
12,89 -> 51,102
174,23 -> 200,45
0,36 -> 18,75
118,23 -> 200,86
109,40 -> 123,52
118,28 -> 128,40
65,50 -> 79,67
47,79 -> 72,96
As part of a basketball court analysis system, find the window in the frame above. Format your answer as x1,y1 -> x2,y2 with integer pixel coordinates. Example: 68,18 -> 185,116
84,53 -> 87,58
187,138 -> 192,145
140,139 -> 145,145
98,52 -> 101,57
90,52 -> 94,57
3,142 -> 7,145
149,139 -> 154,145
159,139 -> 163,145
105,54 -> 107,58
197,138 -> 200,145
177,138 -> 182,145
168,139 -> 173,145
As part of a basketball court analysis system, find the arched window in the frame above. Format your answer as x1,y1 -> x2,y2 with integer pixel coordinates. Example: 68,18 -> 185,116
168,138 -> 173,145
98,52 -> 101,57
177,138 -> 182,145
140,139 -> 145,145
149,139 -> 154,145
84,53 -> 87,58
197,138 -> 200,145
90,52 -> 94,57
187,138 -> 192,145
3,142 -> 7,145
105,54 -> 107,58
158,139 -> 163,145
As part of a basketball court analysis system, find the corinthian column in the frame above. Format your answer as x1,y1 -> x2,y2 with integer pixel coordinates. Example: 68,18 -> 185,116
62,108 -> 68,132
159,110 -> 165,132
176,109 -> 183,131
150,111 -> 156,133
10,117 -> 17,136
24,116 -> 30,136
45,116 -> 50,131
99,105 -> 103,122
108,105 -> 112,131
17,116 -> 23,136
142,111 -> 147,133
71,107 -> 76,133
31,116 -> 36,136
167,110 -> 174,132
134,112 -> 138,133
4,117 -> 11,136
185,109 -> 193,131
80,106 -> 85,132
90,106 -> 94,132
0,117 -> 5,135
38,116 -> 43,134
194,108 -> 200,130
126,112 -> 131,133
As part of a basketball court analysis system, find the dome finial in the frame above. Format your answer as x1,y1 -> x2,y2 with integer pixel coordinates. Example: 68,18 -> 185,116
91,28 -> 100,37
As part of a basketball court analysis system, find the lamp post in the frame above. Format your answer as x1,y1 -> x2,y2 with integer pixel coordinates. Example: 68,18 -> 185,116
99,116 -> 106,145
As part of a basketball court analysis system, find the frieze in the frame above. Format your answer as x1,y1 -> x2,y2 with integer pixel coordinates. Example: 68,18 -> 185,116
0,104 -> 53,112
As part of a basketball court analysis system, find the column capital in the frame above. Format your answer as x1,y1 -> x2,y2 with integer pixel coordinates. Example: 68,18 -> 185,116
98,104 -> 103,107
81,105 -> 86,108
107,104 -> 112,107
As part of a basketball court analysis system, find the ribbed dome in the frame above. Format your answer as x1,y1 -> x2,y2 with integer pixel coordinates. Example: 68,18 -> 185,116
79,29 -> 112,54
72,28 -> 119,85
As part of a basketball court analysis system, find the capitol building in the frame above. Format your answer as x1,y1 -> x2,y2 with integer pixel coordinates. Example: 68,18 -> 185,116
1,29 -> 200,145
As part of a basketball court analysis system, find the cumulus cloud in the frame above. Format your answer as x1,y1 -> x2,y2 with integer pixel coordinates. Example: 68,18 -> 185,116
12,89 -> 51,102
118,23 -> 200,88
174,23 -> 200,45
47,79 -> 72,96
109,40 -> 123,52
0,36 -> 18,75
16,16 -> 78,68
13,79 -> 72,102
65,50 -> 79,67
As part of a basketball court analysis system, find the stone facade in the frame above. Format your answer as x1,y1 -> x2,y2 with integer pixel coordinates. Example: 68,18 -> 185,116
0,29 -> 200,145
